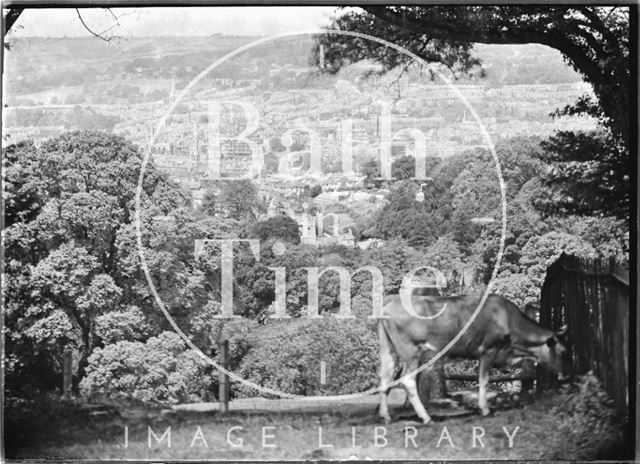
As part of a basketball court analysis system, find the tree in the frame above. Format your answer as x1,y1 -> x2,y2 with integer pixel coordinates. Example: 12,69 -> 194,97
94,305 -> 153,344
451,137 -> 547,262
250,215 -> 301,244
3,140 -> 45,228
3,131 -> 192,392
27,243 -> 122,374
217,180 -> 264,222
520,231 -> 597,288
491,273 -> 540,308
80,332 -> 212,404
114,208 -> 232,341
307,184 -> 323,198
537,130 -> 629,219
232,243 -> 320,320
471,177 -> 552,283
552,215 -> 629,263
320,6 -> 631,219
150,179 -> 191,215
235,318 -> 378,397
357,239 -> 425,294
450,137 -> 544,217
370,180 -> 446,249
314,9 -> 480,78
392,155 -> 417,180
361,159 -> 381,186
4,8 -> 129,47
423,235 -> 465,293
199,189 -> 218,216
360,155 -> 441,182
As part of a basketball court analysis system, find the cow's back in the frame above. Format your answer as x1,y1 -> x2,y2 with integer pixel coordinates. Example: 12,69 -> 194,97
381,293 -> 520,358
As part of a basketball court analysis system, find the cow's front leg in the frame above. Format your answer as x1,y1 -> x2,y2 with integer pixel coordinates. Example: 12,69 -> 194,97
478,353 -> 493,416
378,322 -> 399,424
378,347 -> 395,424
402,372 -> 431,425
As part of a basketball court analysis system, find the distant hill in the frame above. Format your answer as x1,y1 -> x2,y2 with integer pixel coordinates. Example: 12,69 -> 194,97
5,36 -> 582,98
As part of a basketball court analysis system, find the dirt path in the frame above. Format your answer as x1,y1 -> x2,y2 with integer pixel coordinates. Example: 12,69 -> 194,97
172,389 -> 406,414
7,391 -> 581,461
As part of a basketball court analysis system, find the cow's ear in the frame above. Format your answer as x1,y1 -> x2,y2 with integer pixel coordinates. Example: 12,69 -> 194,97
556,325 -> 568,336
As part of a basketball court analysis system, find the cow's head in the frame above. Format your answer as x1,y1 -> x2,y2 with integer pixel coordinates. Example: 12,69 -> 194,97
530,325 -> 570,381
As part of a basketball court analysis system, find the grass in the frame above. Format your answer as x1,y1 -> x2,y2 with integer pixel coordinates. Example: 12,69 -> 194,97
4,390 -> 630,461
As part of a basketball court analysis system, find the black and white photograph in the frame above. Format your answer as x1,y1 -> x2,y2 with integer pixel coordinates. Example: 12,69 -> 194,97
1,3 -> 636,461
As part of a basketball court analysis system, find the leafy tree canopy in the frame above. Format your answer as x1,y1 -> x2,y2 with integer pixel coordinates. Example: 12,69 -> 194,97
209,179 -> 265,223
537,130 -> 629,219
250,215 -> 301,245
3,131 -> 195,391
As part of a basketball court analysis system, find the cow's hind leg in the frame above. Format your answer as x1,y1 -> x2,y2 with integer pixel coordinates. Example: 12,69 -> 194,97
401,368 -> 431,425
378,323 -> 396,424
378,322 -> 432,425
378,345 -> 395,424
478,351 -> 496,416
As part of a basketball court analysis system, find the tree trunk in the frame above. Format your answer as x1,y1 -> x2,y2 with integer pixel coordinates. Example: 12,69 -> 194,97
75,318 -> 92,389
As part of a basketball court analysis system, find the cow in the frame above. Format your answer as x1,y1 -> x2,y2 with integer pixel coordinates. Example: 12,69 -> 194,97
378,293 -> 569,424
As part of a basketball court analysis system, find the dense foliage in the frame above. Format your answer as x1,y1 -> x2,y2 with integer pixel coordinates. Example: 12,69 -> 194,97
4,132 -> 214,393
235,318 -> 379,397
80,332 -> 212,404
547,373 -> 622,460
3,129 -> 628,404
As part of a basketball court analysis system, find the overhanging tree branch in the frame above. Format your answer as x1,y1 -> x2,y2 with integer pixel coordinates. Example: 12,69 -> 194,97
3,8 -> 23,36
357,5 -> 629,148
76,9 -> 114,43
362,6 -> 551,46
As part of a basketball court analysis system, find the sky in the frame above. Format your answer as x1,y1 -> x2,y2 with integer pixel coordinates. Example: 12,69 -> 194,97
11,7 -> 339,37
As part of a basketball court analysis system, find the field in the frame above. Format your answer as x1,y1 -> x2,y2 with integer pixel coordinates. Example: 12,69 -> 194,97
5,388 -> 627,461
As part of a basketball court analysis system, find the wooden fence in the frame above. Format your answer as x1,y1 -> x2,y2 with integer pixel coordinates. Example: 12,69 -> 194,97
538,253 -> 629,417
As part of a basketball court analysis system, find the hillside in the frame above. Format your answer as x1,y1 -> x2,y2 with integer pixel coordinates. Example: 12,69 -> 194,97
5,37 -> 582,99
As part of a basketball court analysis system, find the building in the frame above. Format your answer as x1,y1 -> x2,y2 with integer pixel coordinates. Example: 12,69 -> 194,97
297,211 -> 356,248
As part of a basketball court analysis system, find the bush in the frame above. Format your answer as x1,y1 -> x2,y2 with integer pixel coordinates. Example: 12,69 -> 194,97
491,273 -> 539,308
209,318 -> 260,371
250,215 -> 301,244
520,231 -> 596,286
80,332 -> 213,405
95,305 -> 154,344
546,372 -> 623,460
234,317 -> 378,397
